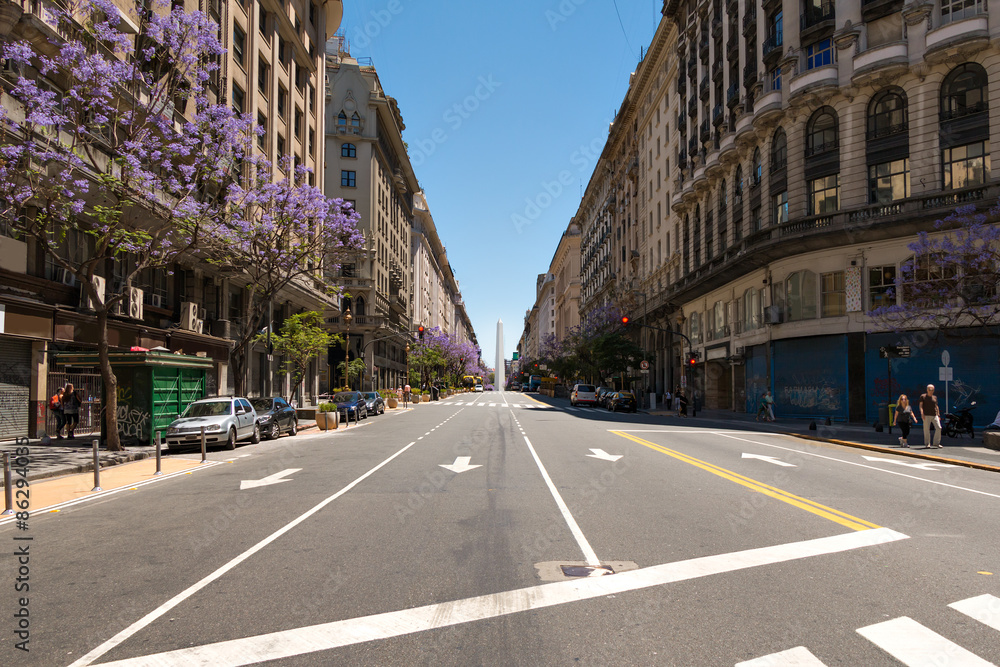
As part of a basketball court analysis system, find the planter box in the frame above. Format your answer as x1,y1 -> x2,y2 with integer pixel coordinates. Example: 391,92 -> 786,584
421,394 -> 430,402
387,397 -> 398,409
316,412 -> 339,430
984,431 -> 1000,451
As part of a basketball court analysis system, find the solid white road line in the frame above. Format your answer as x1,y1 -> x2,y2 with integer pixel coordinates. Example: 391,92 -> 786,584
856,617 -> 994,666
95,528 -> 908,667
716,433 -> 1000,500
950,594 -> 1000,632
70,440 -> 422,667
735,646 -> 828,666
521,432 -> 600,567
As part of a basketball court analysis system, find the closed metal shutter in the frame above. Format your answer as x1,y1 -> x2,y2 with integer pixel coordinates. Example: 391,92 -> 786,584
0,337 -> 32,440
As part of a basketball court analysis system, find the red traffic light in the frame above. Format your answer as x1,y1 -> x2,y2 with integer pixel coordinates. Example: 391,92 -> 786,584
688,353 -> 697,366
621,316 -> 630,325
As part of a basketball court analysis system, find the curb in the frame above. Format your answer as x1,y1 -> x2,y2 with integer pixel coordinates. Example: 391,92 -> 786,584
9,451 -> 157,486
782,432 -> 1000,474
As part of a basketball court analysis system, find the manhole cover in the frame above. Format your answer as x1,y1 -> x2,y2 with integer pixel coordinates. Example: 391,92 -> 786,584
560,565 -> 615,577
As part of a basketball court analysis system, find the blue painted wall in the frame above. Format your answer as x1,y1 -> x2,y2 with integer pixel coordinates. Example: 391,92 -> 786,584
773,335 -> 849,421
744,344 -> 769,414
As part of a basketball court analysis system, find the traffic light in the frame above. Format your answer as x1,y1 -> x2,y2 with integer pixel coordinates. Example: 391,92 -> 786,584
417,325 -> 425,341
459,356 -> 465,367
621,316 -> 630,325
687,352 -> 698,367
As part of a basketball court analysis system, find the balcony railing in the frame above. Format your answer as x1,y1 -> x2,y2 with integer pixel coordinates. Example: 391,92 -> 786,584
727,82 -> 740,106
866,122 -> 908,141
743,7 -> 757,31
688,97 -> 698,116
743,64 -> 757,85
700,79 -> 710,100
804,139 -> 838,157
700,120 -> 711,142
713,104 -> 725,125
800,1 -> 836,30
941,101 -> 988,122
762,32 -> 783,58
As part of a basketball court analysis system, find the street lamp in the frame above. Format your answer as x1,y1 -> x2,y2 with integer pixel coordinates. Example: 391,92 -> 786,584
344,307 -> 352,391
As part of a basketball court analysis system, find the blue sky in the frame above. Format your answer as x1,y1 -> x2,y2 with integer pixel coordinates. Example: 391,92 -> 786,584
339,0 -> 661,368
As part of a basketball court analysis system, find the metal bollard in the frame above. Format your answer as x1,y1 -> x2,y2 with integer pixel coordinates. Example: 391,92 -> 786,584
91,440 -> 102,492
154,431 -> 163,476
2,452 -> 13,515
200,426 -> 207,463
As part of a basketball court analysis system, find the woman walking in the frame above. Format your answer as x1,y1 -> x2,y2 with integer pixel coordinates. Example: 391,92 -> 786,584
62,383 -> 82,439
895,394 -> 915,448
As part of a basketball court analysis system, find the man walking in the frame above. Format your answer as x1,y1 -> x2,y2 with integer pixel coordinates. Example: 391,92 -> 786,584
919,384 -> 942,449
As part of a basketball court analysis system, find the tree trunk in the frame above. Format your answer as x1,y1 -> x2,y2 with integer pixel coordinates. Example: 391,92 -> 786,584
230,348 -> 247,397
96,307 -> 123,451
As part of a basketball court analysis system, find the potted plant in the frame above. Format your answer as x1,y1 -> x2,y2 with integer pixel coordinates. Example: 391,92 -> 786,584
316,403 -> 339,430
382,390 -> 398,409
421,392 -> 430,403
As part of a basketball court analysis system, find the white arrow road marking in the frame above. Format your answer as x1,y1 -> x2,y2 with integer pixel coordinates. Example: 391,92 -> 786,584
439,456 -> 482,474
240,469 -> 302,490
587,448 -> 623,462
861,456 -> 957,471
93,528 -> 908,667
742,453 -> 796,467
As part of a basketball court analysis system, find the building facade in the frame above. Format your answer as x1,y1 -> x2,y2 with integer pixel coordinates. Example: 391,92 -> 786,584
0,0 -> 340,441
565,0 -> 1000,421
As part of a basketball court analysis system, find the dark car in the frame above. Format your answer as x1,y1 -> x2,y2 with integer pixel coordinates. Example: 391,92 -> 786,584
595,387 -> 612,407
332,391 -> 368,421
250,397 -> 298,440
362,391 -> 385,416
608,391 -> 637,413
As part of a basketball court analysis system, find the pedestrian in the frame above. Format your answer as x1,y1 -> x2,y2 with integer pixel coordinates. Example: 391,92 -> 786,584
677,389 -> 689,417
62,383 -> 82,439
919,383 -> 942,448
762,390 -> 776,422
673,386 -> 681,414
663,388 -> 672,415
894,394 -> 914,448
49,386 -> 65,439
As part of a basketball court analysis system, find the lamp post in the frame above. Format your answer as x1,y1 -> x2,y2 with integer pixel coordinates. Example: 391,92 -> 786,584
633,289 -> 648,405
344,307 -> 353,391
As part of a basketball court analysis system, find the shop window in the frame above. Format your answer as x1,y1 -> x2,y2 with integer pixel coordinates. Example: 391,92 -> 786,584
821,271 -> 845,317
868,265 -> 897,310
785,270 -> 818,321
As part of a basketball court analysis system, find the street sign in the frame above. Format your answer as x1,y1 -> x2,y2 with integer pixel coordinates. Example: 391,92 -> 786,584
512,352 -> 518,360
939,367 -> 953,381
639,360 -> 650,370
897,346 -> 911,357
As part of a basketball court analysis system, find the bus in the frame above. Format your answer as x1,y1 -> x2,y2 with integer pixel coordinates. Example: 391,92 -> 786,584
461,375 -> 475,389
528,375 -> 541,391
474,376 -> 484,387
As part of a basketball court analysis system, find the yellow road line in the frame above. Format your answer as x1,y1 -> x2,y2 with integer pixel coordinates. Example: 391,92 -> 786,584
612,431 -> 880,532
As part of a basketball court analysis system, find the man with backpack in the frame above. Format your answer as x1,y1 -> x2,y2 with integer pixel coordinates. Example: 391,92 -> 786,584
49,386 -> 65,439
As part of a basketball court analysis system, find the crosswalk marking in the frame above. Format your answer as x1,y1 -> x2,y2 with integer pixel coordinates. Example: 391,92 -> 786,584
950,594 -> 1000,632
856,617 -> 994,666
735,646 -> 826,666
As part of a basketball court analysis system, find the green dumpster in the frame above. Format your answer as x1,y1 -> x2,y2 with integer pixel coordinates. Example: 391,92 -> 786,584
53,351 -> 214,446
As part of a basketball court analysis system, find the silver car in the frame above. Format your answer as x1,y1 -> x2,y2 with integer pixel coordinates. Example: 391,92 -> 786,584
165,397 -> 260,451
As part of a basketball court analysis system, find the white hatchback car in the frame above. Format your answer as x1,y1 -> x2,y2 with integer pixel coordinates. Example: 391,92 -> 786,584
570,384 -> 597,406
165,397 -> 260,451
474,384 -> 484,392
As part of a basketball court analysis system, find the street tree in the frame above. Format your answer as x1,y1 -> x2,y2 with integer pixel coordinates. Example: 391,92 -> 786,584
0,0 -> 254,450
337,358 -> 367,389
870,202 -> 1000,332
205,159 -> 363,396
259,311 -> 333,404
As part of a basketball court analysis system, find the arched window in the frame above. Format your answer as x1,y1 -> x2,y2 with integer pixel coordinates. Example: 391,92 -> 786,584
752,148 -> 762,187
350,112 -> 361,129
341,143 -> 356,158
337,111 -> 347,129
734,166 -> 744,202
785,270 -> 818,321
806,107 -> 838,155
342,296 -> 352,314
941,62 -> 988,121
771,128 -> 787,172
719,179 -> 728,210
355,296 -> 366,317
867,88 -> 908,139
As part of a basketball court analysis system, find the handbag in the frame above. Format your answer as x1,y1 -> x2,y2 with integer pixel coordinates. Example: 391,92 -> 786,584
933,415 -> 942,430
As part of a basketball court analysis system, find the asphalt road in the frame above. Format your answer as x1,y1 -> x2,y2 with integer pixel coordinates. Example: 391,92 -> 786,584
3,391 -> 1000,666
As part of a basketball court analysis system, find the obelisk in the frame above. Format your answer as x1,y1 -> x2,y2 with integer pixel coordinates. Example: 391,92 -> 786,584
495,318 -> 504,391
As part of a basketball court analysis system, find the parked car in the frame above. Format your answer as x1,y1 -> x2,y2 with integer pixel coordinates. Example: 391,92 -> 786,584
362,391 -> 385,415
332,391 -> 368,421
250,397 -> 298,440
510,382 -> 521,391
608,391 -> 637,413
165,397 -> 259,451
474,384 -> 484,392
570,383 -> 597,406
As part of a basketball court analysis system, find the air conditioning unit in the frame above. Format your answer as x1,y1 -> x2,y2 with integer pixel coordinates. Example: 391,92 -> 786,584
194,318 -> 205,334
128,287 -> 144,320
180,301 -> 200,331
149,293 -> 164,309
58,268 -> 76,286
81,275 -> 106,311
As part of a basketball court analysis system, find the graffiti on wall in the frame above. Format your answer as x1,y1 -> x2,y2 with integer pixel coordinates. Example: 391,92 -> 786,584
115,384 -> 150,441
779,377 -> 843,412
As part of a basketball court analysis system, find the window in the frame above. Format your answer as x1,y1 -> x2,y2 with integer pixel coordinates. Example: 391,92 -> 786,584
771,191 -> 788,226
277,85 -> 286,116
943,141 -> 990,189
901,253 -> 958,306
278,37 -> 286,66
806,107 -> 838,155
806,38 -> 833,69
350,112 -> 361,132
751,205 -> 762,233
869,158 -> 910,203
337,142 -> 356,159
743,288 -> 762,330
809,174 -> 839,215
734,166 -> 744,208
821,271 -> 846,317
231,83 -> 245,114
868,265 -> 897,309
258,58 -> 269,94
233,24 -> 246,67
941,63 -> 988,120
752,148 -> 762,187
308,84 -> 315,114
942,0 -> 985,24
867,88 -> 907,139
770,128 -> 786,172
294,107 -> 302,138
308,128 -> 315,156
769,66 -> 781,92
276,134 -> 285,159
341,170 -> 356,187
785,270 -> 818,321
309,2 -> 316,24
257,112 -> 267,150
259,8 -> 267,35
337,111 -> 347,131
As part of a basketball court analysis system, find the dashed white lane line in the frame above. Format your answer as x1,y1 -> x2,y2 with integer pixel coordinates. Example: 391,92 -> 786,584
70,440 -> 422,667
95,529 -> 908,667
856,616 -> 994,666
